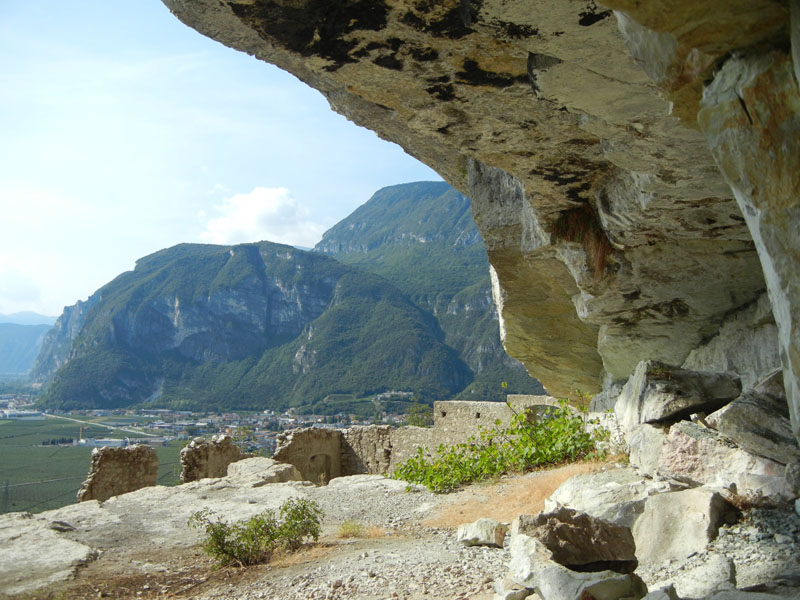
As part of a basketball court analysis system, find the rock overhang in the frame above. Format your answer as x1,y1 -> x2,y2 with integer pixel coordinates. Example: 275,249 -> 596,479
160,0 -> 799,435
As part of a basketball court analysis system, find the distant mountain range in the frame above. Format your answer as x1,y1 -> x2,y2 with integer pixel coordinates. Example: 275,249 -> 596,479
33,182 -> 543,412
0,312 -> 56,326
0,312 -> 56,377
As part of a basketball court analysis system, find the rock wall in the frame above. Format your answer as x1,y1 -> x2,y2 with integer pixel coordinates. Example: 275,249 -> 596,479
274,427 -> 343,483
77,445 -> 159,503
162,0 -> 799,439
341,425 -> 393,475
179,435 -> 253,482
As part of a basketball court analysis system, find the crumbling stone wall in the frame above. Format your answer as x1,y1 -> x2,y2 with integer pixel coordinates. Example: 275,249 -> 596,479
77,445 -> 158,502
276,399 -> 575,478
180,435 -> 253,482
342,425 -> 393,475
274,427 -> 342,484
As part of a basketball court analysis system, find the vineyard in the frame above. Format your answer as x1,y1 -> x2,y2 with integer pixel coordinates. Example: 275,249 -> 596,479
0,417 -> 181,514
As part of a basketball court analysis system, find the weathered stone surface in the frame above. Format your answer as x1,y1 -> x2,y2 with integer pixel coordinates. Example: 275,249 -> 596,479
615,361 -> 741,434
494,578 -> 535,600
706,391 -> 800,465
705,593 -> 788,600
642,585 -> 679,600
683,294 -> 781,392
628,424 -> 668,478
161,0 -> 777,409
225,456 -> 302,487
632,488 -> 734,564
512,507 -> 637,573
180,434 -> 253,483
658,421 -> 793,502
456,517 -> 508,548
545,467 -> 680,529
509,534 -> 647,600
0,513 -> 96,596
274,427 -> 342,484
342,425 -> 393,475
668,554 -> 736,599
698,48 -> 800,445
77,444 -> 158,503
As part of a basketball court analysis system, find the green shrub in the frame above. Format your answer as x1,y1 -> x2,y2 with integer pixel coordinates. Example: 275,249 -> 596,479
392,402 -> 606,493
187,497 -> 323,567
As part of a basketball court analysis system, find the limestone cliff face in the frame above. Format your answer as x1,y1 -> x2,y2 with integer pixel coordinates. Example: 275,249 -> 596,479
30,293 -> 100,383
162,1 -> 799,436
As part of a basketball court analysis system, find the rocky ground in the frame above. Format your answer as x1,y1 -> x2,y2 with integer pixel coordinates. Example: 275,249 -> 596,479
4,460 -> 800,600
1,463 -> 592,600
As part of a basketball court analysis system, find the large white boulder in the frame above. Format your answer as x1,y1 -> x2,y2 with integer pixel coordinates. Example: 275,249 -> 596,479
706,391 -> 800,465
658,421 -> 793,502
508,534 -> 646,600
456,517 -> 508,548
615,361 -> 741,434
545,467 -> 680,528
632,488 -> 734,564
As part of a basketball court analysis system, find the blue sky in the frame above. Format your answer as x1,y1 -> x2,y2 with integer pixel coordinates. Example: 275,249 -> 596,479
0,1 -> 440,316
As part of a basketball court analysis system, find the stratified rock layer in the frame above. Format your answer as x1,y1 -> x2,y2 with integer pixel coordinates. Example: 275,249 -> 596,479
161,1 -> 799,432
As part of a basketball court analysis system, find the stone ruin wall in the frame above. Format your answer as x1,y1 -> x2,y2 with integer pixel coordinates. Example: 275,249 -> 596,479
275,397 -> 572,479
179,434 -> 254,482
273,427 -> 343,484
77,445 -> 159,503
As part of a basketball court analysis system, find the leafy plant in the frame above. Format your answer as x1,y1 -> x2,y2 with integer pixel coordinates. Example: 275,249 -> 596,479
187,497 -> 323,567
392,401 -> 607,493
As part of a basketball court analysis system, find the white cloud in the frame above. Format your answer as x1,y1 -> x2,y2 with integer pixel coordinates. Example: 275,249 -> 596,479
199,187 -> 328,248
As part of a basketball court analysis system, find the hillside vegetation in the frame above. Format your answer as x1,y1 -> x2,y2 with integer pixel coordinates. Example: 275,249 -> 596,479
316,181 -> 543,401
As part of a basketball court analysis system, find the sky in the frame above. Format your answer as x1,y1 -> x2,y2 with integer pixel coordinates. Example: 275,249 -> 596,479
0,1 -> 441,317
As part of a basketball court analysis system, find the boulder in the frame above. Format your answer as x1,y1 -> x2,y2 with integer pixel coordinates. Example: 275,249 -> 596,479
508,534 -> 647,600
493,577 -> 536,600
512,507 -> 637,573
456,518 -> 508,548
615,361 -> 741,434
658,421 -> 793,502
628,424 -> 669,478
706,391 -> 800,465
642,585 -> 679,600
667,554 -> 737,599
632,487 -> 734,564
545,467 -> 681,529
226,457 -> 303,487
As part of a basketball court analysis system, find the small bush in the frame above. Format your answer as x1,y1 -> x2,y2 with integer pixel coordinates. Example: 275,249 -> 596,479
337,519 -> 364,538
392,401 -> 607,493
188,497 -> 323,567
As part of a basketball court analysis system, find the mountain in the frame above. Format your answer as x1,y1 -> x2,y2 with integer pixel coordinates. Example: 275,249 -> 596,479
34,241 -> 471,411
315,181 -> 543,400
0,312 -> 57,326
0,323 -> 52,377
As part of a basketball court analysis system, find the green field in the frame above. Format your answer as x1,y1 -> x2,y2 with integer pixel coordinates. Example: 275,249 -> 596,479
0,417 -> 181,514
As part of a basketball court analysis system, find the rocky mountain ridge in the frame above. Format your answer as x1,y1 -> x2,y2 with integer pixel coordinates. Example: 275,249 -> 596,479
34,240 -> 471,411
